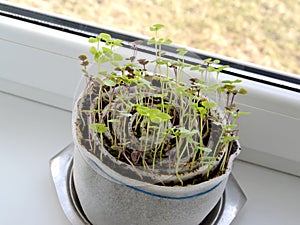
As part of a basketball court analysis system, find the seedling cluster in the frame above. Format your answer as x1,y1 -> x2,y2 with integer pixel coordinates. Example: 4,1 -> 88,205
77,24 -> 248,185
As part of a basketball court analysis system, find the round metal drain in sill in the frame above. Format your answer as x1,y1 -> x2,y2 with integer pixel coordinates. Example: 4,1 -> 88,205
50,143 -> 246,225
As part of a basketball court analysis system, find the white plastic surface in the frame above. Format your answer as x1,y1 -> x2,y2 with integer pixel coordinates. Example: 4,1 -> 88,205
0,92 -> 299,225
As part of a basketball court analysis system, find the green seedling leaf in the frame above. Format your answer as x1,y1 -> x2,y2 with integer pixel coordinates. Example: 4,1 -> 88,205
113,39 -> 123,46
157,38 -> 165,45
147,109 -> 172,123
202,101 -> 217,109
90,46 -> 97,55
233,79 -> 242,83
150,24 -> 165,31
195,146 -> 212,153
102,47 -> 113,54
198,107 -> 207,116
178,127 -> 198,138
223,84 -> 236,90
148,108 -> 161,116
222,79 -> 242,84
136,105 -> 150,116
238,88 -> 248,94
177,48 -> 188,56
147,37 -> 156,45
233,111 -> 251,119
98,71 -> 108,76
89,123 -> 108,134
221,80 -> 233,84
216,65 -> 229,72
156,58 -> 167,65
163,38 -> 172,45
190,65 -> 200,71
204,58 -> 212,64
238,111 -> 251,116
88,37 -> 99,43
222,124 -> 237,129
153,93 -> 168,98
99,33 -> 112,42
223,135 -> 239,142
150,117 -> 162,124
207,66 -> 216,72
103,79 -> 116,87
157,113 -> 172,121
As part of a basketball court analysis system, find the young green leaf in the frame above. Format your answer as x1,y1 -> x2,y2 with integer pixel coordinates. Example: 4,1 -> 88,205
150,24 -> 165,31
147,37 -> 156,45
88,37 -> 99,43
136,105 -> 150,116
102,47 -> 113,54
177,48 -> 188,56
163,38 -> 172,45
99,33 -> 111,42
190,65 -> 201,71
195,146 -> 212,153
103,79 -> 116,87
202,101 -> 217,109
90,46 -> 97,55
89,123 -> 108,134
113,39 -> 123,46
223,135 -> 239,142
238,88 -> 248,94
204,58 -> 212,64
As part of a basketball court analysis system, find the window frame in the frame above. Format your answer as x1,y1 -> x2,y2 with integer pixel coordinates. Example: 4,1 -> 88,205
1,1 -> 300,93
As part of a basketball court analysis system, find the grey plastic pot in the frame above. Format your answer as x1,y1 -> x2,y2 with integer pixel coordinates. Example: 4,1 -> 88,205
72,130 -> 240,225
72,79 -> 241,225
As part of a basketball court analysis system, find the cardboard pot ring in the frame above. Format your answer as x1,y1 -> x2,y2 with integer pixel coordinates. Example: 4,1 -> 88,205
72,89 -> 241,225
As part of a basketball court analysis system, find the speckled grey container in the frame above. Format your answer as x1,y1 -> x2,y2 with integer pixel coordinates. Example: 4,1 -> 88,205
72,135 -> 240,225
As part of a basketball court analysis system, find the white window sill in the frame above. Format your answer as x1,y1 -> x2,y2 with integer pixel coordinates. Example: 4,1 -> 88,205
0,92 -> 299,225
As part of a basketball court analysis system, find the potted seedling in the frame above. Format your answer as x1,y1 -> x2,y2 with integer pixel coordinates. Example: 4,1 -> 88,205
72,24 -> 248,225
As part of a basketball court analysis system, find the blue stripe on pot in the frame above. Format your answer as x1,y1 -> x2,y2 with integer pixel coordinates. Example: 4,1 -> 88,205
90,159 -> 223,200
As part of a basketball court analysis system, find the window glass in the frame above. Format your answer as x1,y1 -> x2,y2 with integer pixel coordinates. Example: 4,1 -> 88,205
6,0 -> 300,75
